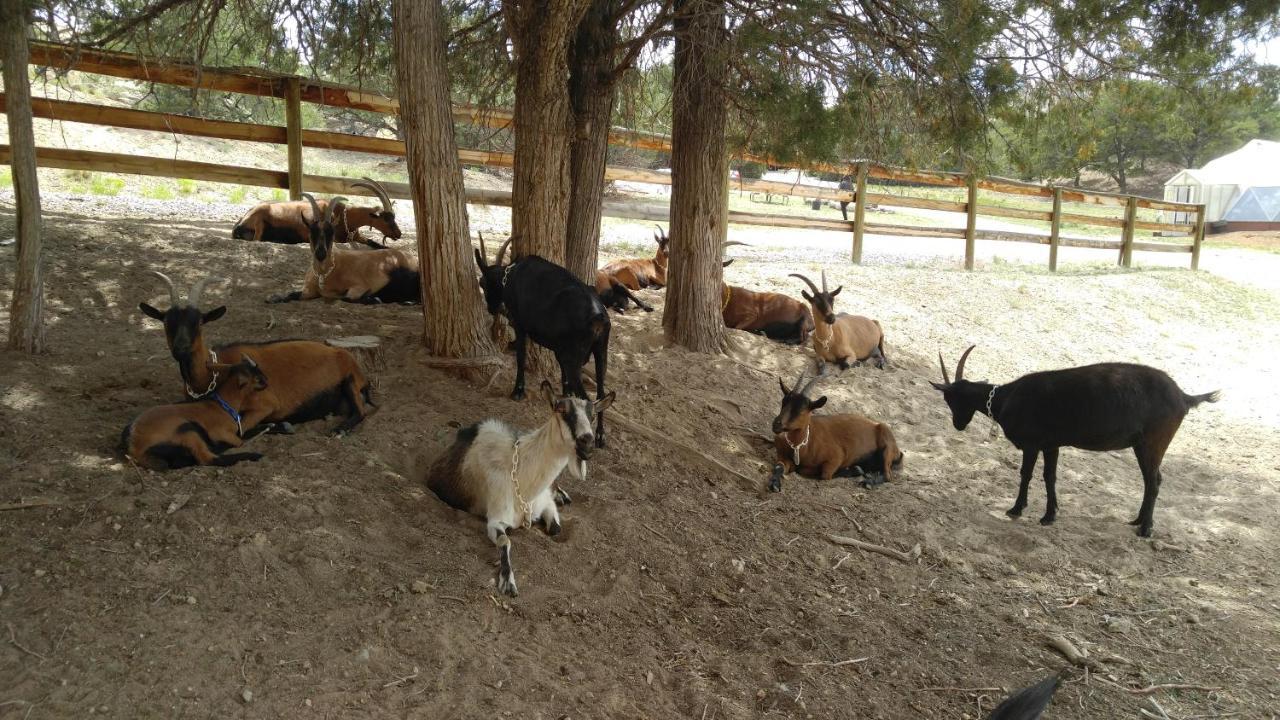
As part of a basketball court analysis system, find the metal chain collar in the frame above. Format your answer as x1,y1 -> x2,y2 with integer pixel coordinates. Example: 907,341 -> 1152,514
784,424 -> 810,466
510,438 -> 533,529
987,385 -> 1000,438
315,253 -> 337,291
814,322 -> 833,351
185,348 -> 220,399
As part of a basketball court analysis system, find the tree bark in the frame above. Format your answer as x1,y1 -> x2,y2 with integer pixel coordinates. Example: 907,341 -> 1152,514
392,0 -> 497,368
505,0 -> 590,265
2,0 -> 45,353
564,0 -> 619,284
663,0 -> 728,353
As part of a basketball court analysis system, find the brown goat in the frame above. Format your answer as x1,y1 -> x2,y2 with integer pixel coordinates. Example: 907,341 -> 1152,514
266,194 -> 420,305
141,271 -> 375,435
790,271 -> 886,370
768,371 -> 902,492
599,227 -> 670,290
122,356 -> 271,470
721,280 -> 813,345
232,177 -> 402,248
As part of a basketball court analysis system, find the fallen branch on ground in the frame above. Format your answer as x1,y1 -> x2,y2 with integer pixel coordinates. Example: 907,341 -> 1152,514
608,411 -> 757,490
7,623 -> 46,661
421,355 -> 507,368
1126,683 -> 1223,696
780,656 -> 869,668
0,499 -> 61,511
826,534 -> 921,564
1046,634 -> 1106,671
921,686 -> 1004,693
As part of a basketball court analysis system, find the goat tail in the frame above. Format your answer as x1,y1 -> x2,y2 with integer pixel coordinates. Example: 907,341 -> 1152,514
1185,390 -> 1221,408
588,313 -> 608,338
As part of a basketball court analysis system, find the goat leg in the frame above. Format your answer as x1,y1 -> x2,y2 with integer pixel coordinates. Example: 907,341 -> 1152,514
1040,447 -> 1060,525
768,462 -> 786,493
209,452 -> 264,467
511,330 -> 528,401
593,334 -> 609,448
1009,448 -> 1038,518
553,486 -> 572,506
265,291 -> 303,304
489,523 -> 518,597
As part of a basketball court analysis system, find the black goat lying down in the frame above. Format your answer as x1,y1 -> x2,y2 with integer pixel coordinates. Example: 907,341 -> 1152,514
932,346 -> 1219,537
475,236 -> 611,446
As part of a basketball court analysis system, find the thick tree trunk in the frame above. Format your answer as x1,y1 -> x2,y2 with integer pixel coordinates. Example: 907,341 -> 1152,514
392,0 -> 496,367
506,0 -> 590,264
663,0 -> 728,353
2,0 -> 44,353
564,0 -> 619,285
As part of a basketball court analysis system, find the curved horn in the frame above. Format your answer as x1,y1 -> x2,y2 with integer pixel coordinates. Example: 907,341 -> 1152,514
788,273 -> 820,295
821,269 -> 829,294
721,241 -> 750,248
149,270 -> 180,307
477,231 -> 489,264
302,193 -> 320,221
351,177 -> 393,213
188,276 -> 223,308
955,344 -> 976,382
938,352 -> 951,385
495,237 -> 513,266
799,374 -> 821,397
325,196 -> 348,225
791,369 -> 806,395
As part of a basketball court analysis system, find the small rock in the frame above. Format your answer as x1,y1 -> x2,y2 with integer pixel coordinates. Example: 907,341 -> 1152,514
730,559 -> 746,574
356,648 -> 370,662
411,580 -> 431,594
33,569 -> 46,578
240,688 -> 253,704
304,699 -> 312,707
1103,615 -> 1135,634
186,595 -> 197,605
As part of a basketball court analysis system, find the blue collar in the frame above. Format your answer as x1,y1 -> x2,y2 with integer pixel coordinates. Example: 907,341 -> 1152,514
211,391 -> 244,437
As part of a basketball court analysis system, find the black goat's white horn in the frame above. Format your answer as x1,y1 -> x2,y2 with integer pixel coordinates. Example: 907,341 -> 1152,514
150,270 -> 180,307
496,237 -> 513,266
788,273 -> 820,295
188,276 -> 223,308
955,344 -> 976,382
938,352 -> 951,385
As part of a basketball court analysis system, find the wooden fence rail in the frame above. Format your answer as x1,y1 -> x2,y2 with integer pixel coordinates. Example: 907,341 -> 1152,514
16,40 -> 1208,270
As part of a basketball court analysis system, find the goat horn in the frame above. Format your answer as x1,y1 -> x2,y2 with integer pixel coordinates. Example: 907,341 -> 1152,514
788,273 -> 820,295
325,196 -> 348,225
721,241 -> 750,248
149,270 -> 180,307
800,374 -> 821,397
477,231 -> 489,265
955,344 -> 976,382
302,193 -> 321,224
821,269 -> 829,294
188,275 -> 223,308
938,352 -> 951,385
496,237 -> 513,266
351,177 -> 393,213
792,369 -> 806,394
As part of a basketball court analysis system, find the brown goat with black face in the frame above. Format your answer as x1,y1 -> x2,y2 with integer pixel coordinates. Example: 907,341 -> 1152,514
599,227 -> 670,290
266,194 -> 420,305
790,271 -> 886,370
768,371 -> 902,493
122,356 -> 271,470
140,271 -> 375,435
721,271 -> 813,345
231,177 -> 402,248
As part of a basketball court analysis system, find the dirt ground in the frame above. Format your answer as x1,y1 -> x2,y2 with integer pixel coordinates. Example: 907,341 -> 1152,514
2,198 -> 1279,720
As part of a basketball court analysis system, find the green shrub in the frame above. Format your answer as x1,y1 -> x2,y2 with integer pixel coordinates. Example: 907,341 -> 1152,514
89,175 -> 126,196
271,188 -> 287,201
0,167 -> 11,188
734,161 -> 767,180
142,184 -> 176,200
226,186 -> 248,204
177,179 -> 198,195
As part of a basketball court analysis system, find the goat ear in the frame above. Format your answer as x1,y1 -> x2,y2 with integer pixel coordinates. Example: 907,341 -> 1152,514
473,248 -> 486,270
929,381 -> 949,392
778,378 -> 788,396
202,306 -> 227,324
831,286 -> 842,297
810,396 -> 827,410
594,391 -> 616,413
139,302 -> 165,320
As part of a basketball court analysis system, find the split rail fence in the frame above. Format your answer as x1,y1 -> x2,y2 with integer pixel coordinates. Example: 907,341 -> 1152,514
2,41 -> 1207,271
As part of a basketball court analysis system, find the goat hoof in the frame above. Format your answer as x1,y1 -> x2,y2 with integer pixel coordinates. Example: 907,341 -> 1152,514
1006,506 -> 1024,518
1039,515 -> 1056,526
546,520 -> 562,536
497,573 -> 518,598
553,488 -> 572,506
768,479 -> 782,493
510,388 -> 526,401
595,435 -> 606,449
1127,516 -> 1143,526
268,422 -> 295,435
1136,524 -> 1154,538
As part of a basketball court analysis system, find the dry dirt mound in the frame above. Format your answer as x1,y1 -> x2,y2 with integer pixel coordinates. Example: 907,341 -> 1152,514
1,206 -> 1278,719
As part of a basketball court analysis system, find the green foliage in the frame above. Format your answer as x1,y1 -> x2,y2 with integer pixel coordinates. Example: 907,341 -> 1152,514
89,175 -> 126,196
177,179 -> 198,195
0,167 -> 11,189
142,184 -> 176,200
733,161 -> 766,180
226,186 -> 249,204
271,188 -> 287,202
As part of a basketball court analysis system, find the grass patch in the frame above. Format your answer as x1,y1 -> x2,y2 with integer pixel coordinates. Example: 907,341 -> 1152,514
271,188 -> 287,202
177,179 -> 198,195
89,175 -> 126,196
0,167 -> 11,188
142,184 -> 176,200
226,186 -> 248,204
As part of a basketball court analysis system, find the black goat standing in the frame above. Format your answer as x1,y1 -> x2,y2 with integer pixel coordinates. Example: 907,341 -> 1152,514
932,346 -> 1219,537
474,236 -> 611,446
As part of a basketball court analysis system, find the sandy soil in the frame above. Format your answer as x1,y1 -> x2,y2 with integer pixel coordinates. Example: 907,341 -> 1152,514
2,196 -> 1279,720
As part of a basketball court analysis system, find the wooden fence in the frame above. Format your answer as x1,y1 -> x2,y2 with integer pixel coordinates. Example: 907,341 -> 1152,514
11,41 -> 1207,271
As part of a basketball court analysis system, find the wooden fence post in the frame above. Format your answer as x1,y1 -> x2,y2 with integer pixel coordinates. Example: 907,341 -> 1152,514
851,161 -> 867,264
2,0 -> 45,352
1191,204 -> 1206,270
1120,195 -> 1137,267
284,77 -> 303,200
1048,186 -> 1062,272
964,173 -> 978,270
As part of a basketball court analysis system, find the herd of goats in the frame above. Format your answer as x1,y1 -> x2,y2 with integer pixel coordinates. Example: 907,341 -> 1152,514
117,178 -> 1221,719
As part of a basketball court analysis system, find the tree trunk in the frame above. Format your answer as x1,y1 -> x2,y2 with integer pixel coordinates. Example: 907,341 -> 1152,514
663,0 -> 728,353
564,0 -> 619,285
2,0 -> 44,353
392,0 -> 496,368
506,0 -> 590,264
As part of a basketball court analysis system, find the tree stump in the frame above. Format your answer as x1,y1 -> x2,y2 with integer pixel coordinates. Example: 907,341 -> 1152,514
327,336 -> 384,389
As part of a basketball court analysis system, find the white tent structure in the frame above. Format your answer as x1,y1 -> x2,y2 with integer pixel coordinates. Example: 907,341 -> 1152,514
1163,139 -> 1280,231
